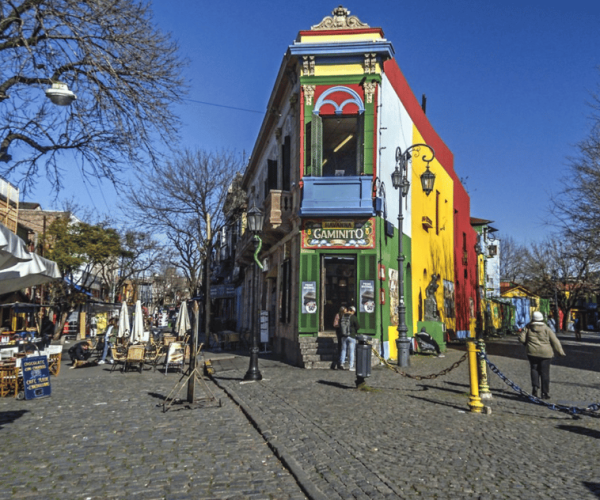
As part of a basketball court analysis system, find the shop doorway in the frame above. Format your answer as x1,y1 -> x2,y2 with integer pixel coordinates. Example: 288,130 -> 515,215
321,255 -> 356,332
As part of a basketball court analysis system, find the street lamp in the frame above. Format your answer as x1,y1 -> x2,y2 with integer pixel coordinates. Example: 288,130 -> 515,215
44,81 -> 77,106
1,81 -> 77,163
391,144 -> 436,367
244,203 -> 265,381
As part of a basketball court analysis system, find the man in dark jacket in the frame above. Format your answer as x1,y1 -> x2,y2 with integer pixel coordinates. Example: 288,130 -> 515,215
338,306 -> 360,371
68,340 -> 93,369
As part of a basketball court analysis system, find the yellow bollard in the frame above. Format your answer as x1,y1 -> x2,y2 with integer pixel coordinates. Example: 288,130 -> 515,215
477,339 -> 492,400
467,340 -> 484,413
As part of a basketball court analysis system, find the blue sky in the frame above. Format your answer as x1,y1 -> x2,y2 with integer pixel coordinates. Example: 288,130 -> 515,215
24,0 -> 600,245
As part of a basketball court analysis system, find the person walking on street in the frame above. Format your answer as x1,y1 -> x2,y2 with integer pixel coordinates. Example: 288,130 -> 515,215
339,306 -> 360,371
98,318 -> 118,365
333,306 -> 346,369
519,311 -> 565,399
574,316 -> 582,341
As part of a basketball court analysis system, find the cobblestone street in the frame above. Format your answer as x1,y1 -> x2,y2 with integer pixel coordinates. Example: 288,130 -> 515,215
0,333 -> 599,499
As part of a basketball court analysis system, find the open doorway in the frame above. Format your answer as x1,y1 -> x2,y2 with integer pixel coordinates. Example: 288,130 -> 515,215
321,255 -> 356,332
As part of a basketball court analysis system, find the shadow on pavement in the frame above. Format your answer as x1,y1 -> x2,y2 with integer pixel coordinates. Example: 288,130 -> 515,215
583,482 -> 600,498
0,410 -> 28,430
557,424 -> 600,440
316,380 -> 354,390
417,383 -> 468,396
407,394 -> 467,412
147,392 -> 167,401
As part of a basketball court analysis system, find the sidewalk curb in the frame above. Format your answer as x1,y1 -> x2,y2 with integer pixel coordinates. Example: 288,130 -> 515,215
210,373 -> 328,500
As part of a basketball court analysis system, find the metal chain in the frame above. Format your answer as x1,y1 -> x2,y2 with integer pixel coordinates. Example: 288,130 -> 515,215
478,351 -> 600,416
372,347 -> 468,380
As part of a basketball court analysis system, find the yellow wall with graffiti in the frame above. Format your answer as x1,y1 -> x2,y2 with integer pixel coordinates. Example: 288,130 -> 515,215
410,127 -> 455,334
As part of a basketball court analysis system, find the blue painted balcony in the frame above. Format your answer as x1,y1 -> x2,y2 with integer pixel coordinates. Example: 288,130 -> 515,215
299,176 -> 374,217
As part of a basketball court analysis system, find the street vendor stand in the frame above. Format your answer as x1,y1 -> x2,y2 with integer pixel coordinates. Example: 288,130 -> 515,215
0,302 -> 49,342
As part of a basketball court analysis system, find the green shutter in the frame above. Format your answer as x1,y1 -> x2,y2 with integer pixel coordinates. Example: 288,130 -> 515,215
305,121 -> 312,176
357,253 -> 376,333
299,252 -> 319,333
311,113 -> 322,177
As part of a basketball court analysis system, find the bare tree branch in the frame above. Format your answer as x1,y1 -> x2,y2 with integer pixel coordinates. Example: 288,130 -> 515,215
127,148 -> 246,296
0,0 -> 187,193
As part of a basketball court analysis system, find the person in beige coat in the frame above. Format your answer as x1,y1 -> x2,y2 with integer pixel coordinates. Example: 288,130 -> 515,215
519,311 -> 566,399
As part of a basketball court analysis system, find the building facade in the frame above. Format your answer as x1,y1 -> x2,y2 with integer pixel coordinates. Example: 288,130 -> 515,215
237,7 -> 478,367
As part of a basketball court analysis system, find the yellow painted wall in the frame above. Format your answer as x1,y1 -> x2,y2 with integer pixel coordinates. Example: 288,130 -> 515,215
315,63 -> 381,76
388,326 -> 398,359
300,33 -> 383,44
410,128 -> 455,334
502,287 -> 539,300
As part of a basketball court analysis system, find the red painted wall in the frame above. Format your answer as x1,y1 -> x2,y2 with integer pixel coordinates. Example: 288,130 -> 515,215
383,59 -> 477,336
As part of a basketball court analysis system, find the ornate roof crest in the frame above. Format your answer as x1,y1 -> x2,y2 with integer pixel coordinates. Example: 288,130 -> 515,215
311,6 -> 370,31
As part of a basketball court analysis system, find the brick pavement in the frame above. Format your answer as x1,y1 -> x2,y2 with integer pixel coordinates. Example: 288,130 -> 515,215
210,333 -> 600,499
0,333 -> 599,499
0,352 -> 307,500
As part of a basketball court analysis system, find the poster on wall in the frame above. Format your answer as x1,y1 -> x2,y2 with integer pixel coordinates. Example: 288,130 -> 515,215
301,281 -> 317,314
388,268 -> 398,325
260,311 -> 269,343
444,279 -> 455,319
360,280 -> 376,313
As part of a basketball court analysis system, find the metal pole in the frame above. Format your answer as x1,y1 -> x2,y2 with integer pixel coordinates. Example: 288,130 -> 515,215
467,340 -> 484,413
244,236 -> 263,381
477,338 -> 492,399
396,165 -> 410,368
187,300 -> 199,403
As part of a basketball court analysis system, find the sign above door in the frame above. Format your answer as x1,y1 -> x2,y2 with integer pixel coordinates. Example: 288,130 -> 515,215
302,218 -> 375,249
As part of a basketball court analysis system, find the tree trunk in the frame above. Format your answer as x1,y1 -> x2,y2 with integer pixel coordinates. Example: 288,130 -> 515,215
53,310 -> 69,340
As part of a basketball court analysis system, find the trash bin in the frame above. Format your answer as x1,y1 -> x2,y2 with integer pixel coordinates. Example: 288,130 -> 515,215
355,334 -> 372,378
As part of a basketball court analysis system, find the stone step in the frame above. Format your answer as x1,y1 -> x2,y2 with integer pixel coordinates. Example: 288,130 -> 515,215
299,345 -> 338,354
303,353 -> 336,363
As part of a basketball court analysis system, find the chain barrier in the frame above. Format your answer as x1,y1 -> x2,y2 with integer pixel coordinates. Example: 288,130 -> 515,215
372,347 -> 468,380
478,351 -> 600,416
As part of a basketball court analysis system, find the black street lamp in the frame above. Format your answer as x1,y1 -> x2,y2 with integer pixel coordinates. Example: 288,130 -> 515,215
244,204 -> 265,381
391,144 -> 436,367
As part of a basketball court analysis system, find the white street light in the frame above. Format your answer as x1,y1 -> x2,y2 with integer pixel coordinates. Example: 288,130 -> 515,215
44,82 -> 77,106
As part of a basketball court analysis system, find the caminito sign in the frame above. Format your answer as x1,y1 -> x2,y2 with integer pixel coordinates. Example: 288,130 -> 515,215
302,218 -> 375,249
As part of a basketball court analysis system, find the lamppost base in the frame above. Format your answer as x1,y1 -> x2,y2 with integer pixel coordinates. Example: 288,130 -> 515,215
244,371 -> 262,382
244,349 -> 262,381
243,370 -> 262,381
396,337 -> 411,368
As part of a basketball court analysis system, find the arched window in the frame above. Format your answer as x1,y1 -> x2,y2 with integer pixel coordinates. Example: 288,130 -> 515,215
307,86 -> 364,177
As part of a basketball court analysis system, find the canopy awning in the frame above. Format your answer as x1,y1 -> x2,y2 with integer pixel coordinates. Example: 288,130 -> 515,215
64,276 -> 93,297
0,222 -> 32,270
0,253 -> 61,294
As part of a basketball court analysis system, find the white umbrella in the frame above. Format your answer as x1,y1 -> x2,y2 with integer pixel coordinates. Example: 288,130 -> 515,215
130,300 -> 147,343
0,222 -> 32,270
175,301 -> 191,338
0,252 -> 61,294
118,301 -> 130,338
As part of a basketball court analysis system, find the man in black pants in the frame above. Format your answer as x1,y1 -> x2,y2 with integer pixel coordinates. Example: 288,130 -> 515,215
519,311 -> 566,399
